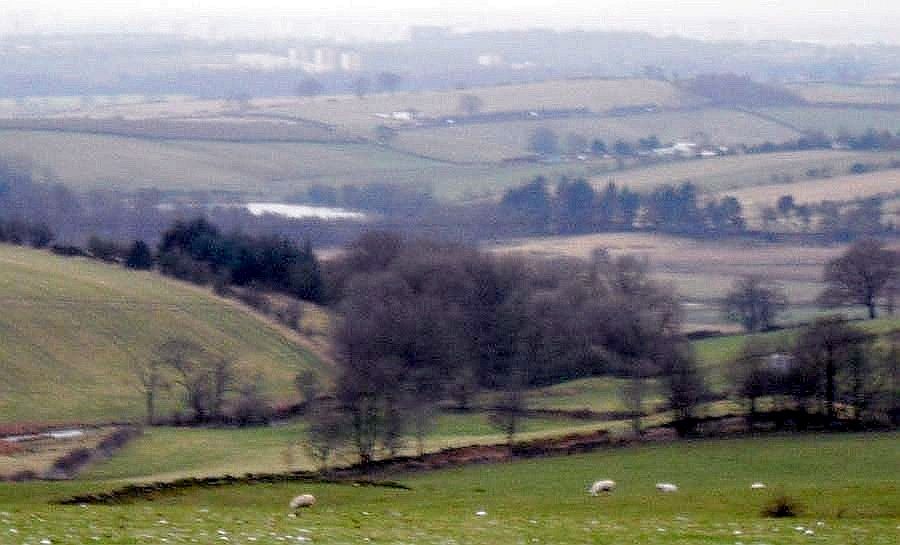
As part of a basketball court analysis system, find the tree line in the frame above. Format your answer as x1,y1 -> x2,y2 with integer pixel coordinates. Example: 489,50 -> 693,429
500,177 -> 745,236
731,316 -> 899,429
500,174 -> 900,241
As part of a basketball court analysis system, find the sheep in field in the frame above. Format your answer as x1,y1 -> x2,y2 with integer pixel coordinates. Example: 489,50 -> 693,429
655,482 -> 678,493
589,480 -> 616,495
289,494 -> 316,510
751,482 -> 767,490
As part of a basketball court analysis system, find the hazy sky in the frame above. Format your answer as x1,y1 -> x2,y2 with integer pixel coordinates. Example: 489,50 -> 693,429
4,1 -> 900,43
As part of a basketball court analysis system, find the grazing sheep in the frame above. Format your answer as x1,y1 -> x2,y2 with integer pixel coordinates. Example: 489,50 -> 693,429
655,482 -> 678,493
289,494 -> 316,510
751,482 -> 767,490
589,480 -> 616,495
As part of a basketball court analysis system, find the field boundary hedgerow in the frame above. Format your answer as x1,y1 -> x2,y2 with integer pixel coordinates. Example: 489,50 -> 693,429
57,415 -> 894,506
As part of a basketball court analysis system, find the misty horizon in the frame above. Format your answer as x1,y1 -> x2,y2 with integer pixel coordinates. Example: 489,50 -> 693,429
3,2 -> 900,45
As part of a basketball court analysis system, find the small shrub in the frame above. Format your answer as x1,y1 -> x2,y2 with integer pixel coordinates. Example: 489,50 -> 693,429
276,302 -> 304,331
212,276 -> 233,297
762,493 -> 803,518
48,447 -> 93,479
50,244 -> 88,258
849,162 -> 874,175
237,288 -> 271,315
96,427 -> 142,455
232,377 -> 272,426
8,470 -> 37,482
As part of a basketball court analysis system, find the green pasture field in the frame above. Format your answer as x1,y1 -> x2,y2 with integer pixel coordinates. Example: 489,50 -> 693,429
0,128 -> 604,202
0,129 -> 446,196
78,412 -> 622,483
393,108 -> 799,162
0,433 -> 896,544
758,106 -> 900,135
592,150 -> 900,194
0,244 -> 326,424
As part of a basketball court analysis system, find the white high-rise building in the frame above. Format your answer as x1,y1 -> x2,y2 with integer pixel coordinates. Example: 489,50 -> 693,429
339,51 -> 362,72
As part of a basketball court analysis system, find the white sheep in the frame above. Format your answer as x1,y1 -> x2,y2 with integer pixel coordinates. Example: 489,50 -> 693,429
751,482 -> 767,490
289,494 -> 316,510
655,482 -> 678,493
589,480 -> 616,495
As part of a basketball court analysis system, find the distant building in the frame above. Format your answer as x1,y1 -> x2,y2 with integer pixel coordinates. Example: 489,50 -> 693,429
311,47 -> 338,73
766,353 -> 795,374
477,53 -> 504,67
339,51 -> 362,72
235,53 -> 296,71
233,46 -> 361,74
653,141 -> 700,157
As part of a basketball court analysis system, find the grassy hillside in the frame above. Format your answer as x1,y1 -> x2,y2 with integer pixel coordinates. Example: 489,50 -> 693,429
0,244 -> 327,424
0,129 -> 452,195
786,82 -> 900,105
4,433 -> 897,544
393,108 -> 798,162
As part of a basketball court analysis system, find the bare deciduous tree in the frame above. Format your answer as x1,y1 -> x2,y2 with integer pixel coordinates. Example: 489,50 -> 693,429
135,358 -> 167,425
820,239 -> 898,319
458,93 -> 483,116
793,316 -> 870,422
304,399 -> 349,471
157,338 -> 234,423
722,275 -> 788,332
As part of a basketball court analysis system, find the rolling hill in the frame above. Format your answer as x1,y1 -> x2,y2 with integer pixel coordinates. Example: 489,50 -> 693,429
0,244 -> 328,424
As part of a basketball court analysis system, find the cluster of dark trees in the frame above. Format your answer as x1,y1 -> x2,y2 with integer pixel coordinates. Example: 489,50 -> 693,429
500,177 -> 745,236
139,338 -> 273,425
682,74 -> 806,107
732,316 -> 899,428
304,233 -> 706,465
155,218 -> 323,302
295,182 -> 435,216
0,217 -> 54,249
762,195 -> 894,240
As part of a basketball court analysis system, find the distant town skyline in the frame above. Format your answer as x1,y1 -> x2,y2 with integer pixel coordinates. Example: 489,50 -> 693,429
2,1 -> 899,44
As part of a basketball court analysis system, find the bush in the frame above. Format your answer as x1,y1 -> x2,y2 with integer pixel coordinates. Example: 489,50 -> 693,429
212,276 -> 233,296
96,427 -> 142,455
850,162 -> 875,175
236,288 -> 271,314
124,240 -> 154,270
7,470 -> 37,482
87,235 -> 124,262
47,447 -> 93,479
762,493 -> 803,518
277,302 -> 304,330
50,244 -> 88,257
